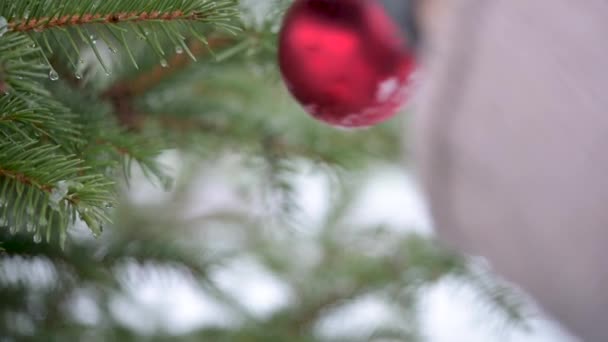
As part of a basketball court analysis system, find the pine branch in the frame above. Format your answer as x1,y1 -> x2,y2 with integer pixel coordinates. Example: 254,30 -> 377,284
0,33 -> 84,148
0,0 -> 240,71
8,10 -> 219,33
0,93 -> 82,147
0,25 -> 119,242
45,71 -> 172,189
2,0 -> 239,33
0,138 -> 114,245
0,33 -> 51,96
93,133 -> 172,189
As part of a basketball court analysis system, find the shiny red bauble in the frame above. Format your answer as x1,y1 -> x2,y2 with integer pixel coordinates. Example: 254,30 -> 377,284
278,0 -> 417,127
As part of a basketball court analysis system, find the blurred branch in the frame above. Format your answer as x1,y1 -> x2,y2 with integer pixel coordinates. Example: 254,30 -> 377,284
292,285 -> 365,332
102,37 -> 233,129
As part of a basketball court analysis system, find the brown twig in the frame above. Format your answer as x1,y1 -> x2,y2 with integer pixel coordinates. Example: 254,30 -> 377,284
0,81 -> 8,96
0,168 -> 82,205
0,169 -> 53,193
8,10 -> 206,33
0,68 -> 9,95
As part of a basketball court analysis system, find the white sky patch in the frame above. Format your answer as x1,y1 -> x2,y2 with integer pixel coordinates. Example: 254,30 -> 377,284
111,263 -> 236,335
68,289 -> 101,326
345,166 -> 433,234
210,257 -> 292,319
376,77 -> 400,102
420,278 -> 579,342
290,162 -> 331,232
315,294 -> 402,339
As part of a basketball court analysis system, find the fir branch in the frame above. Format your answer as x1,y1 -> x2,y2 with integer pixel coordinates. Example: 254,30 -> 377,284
0,93 -> 82,147
0,34 -> 51,97
0,0 -> 240,70
3,0 -> 238,33
72,117 -> 172,189
9,10 -> 215,33
0,138 -> 115,245
93,133 -> 172,189
44,72 -> 171,189
0,33 -> 84,148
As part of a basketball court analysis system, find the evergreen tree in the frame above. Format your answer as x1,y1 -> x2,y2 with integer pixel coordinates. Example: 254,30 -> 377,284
0,1 -> 526,340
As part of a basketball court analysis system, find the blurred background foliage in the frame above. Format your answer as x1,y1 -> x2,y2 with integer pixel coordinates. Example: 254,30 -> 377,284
0,0 -> 530,340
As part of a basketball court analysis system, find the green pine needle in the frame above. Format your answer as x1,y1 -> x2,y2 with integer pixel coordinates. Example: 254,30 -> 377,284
0,137 -> 115,245
0,0 -> 241,70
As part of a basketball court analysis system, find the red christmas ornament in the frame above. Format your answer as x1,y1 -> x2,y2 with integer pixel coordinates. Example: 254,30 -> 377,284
278,0 -> 417,127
